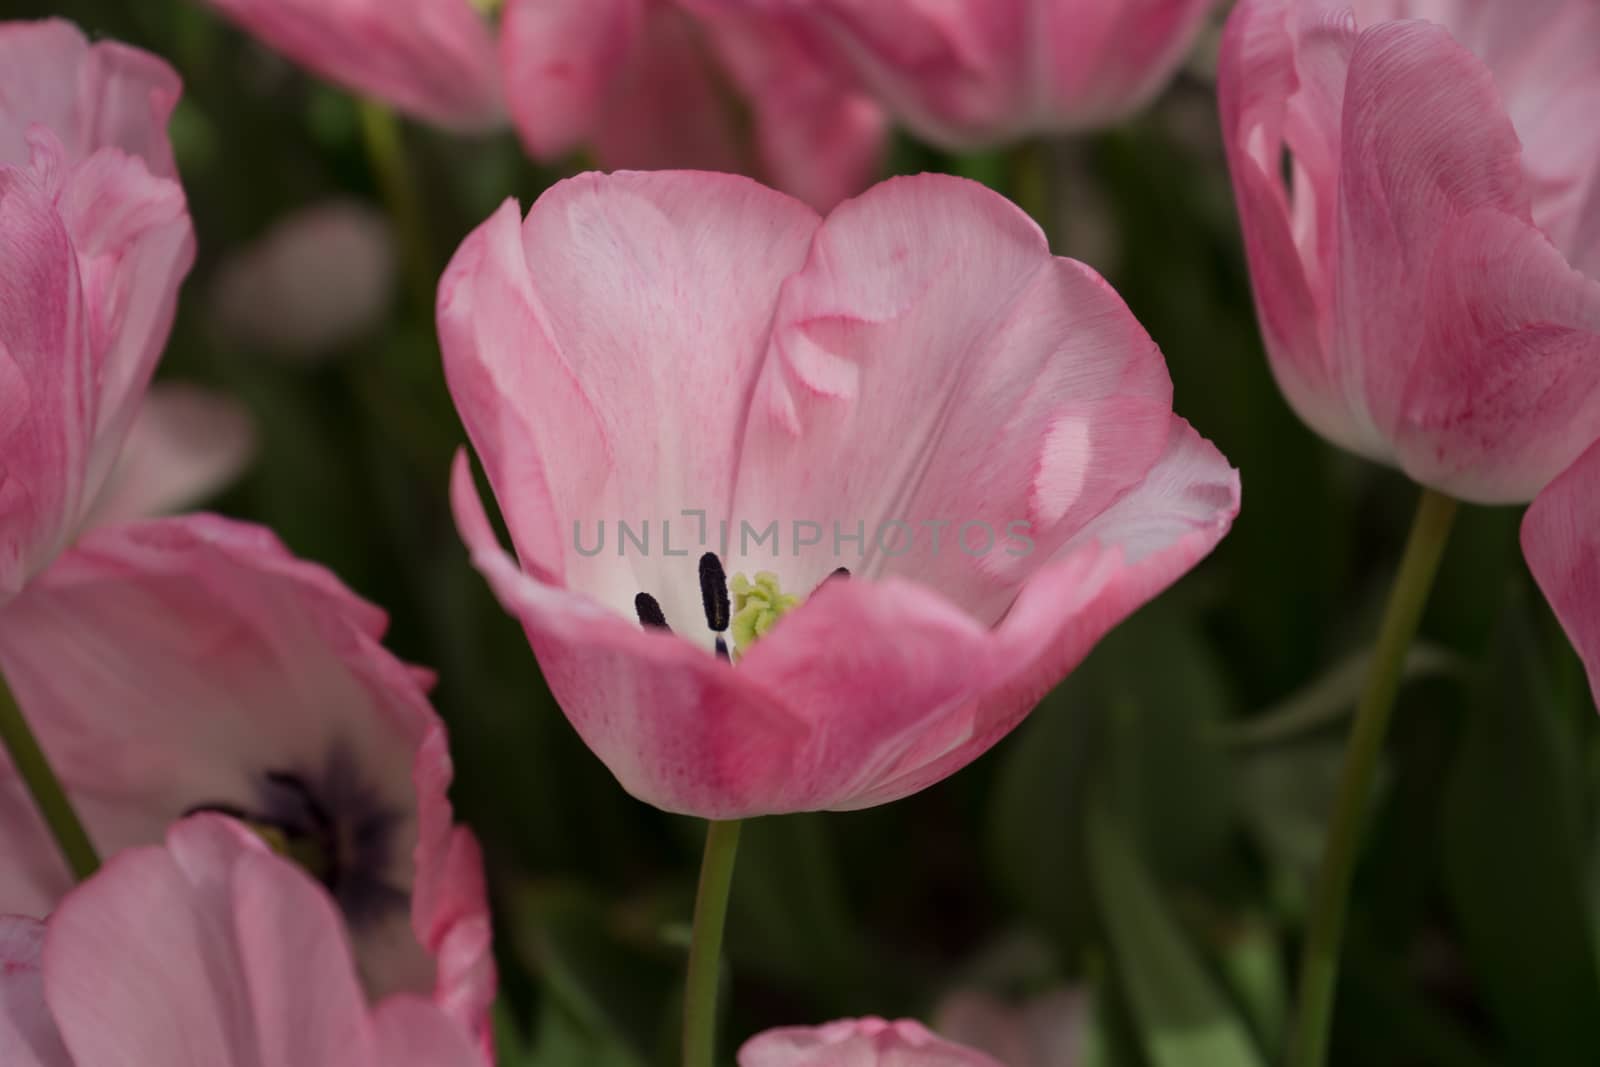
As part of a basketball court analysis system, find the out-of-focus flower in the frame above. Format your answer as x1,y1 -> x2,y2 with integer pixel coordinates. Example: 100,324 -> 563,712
0,816 -> 485,1066
198,0 -> 504,130
704,0 -> 1216,150
442,170 -> 1239,819
501,0 -> 885,210
934,988 -> 1088,1067
0,19 -> 194,606
0,515 -> 494,1046
87,384 -> 257,525
740,1017 -> 1003,1066
1219,0 -> 1600,504
1523,436 -> 1600,705
210,199 -> 397,361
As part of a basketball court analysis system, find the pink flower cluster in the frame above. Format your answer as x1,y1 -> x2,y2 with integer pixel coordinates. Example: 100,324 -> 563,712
0,20 -> 493,1064
4,0 -> 1600,1061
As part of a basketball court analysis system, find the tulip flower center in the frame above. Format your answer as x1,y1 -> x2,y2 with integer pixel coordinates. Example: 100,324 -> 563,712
188,758 -> 407,929
633,553 -> 846,660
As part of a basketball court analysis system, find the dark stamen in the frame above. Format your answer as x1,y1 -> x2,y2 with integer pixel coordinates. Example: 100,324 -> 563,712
699,553 -> 730,632
830,567 -> 851,580
715,636 -> 731,662
635,592 -> 670,630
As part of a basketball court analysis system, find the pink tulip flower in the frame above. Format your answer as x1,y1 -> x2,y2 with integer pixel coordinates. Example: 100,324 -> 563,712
442,170 -> 1239,819
1219,0 -> 1600,504
87,383 -> 258,525
210,200 -> 397,361
0,515 -> 494,1044
0,19 -> 194,605
935,988 -> 1088,1067
0,815 -> 484,1066
1523,437 -> 1600,705
199,0 -> 504,130
501,0 -> 886,210
703,0 -> 1217,150
739,1017 -> 1003,1066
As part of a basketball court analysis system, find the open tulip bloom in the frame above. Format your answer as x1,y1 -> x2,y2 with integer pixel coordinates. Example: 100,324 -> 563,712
0,515 -> 494,1040
0,815 -> 486,1066
442,169 -> 1239,819
1220,0 -> 1600,505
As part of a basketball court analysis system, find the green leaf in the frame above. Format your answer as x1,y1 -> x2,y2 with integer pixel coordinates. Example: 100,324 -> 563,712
1440,612 -> 1600,1066
1087,800 -> 1268,1067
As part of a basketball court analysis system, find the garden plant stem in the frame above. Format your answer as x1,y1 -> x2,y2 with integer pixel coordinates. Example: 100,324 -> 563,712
683,818 -> 744,1067
0,667 -> 99,881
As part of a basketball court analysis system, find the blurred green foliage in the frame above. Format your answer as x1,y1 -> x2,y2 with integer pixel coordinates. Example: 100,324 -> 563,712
14,1 -> 1600,1063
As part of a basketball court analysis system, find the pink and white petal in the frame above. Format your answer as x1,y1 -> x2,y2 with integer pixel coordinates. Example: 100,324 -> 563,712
373,996 -> 486,1067
56,147 -> 194,499
87,382 -> 256,526
0,918 -> 69,1067
0,515 -> 439,995
1332,19 -> 1532,451
733,174 -> 1174,626
453,456 -> 811,817
0,19 -> 181,175
42,818 -> 263,1065
1523,437 -> 1600,707
0,148 -> 90,603
739,1016 -> 1005,1067
1395,209 -> 1600,503
201,0 -> 503,130
500,0 -> 642,159
233,848 -> 376,1067
734,573 -> 1001,813
439,173 -> 819,624
849,418 -> 1238,808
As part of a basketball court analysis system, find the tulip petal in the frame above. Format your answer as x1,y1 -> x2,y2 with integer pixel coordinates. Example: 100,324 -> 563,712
1523,437 -> 1600,706
739,1016 -> 1004,1066
0,19 -> 181,176
86,383 -> 256,526
200,0 -> 503,129
734,174 -> 1175,625
849,418 -> 1238,808
0,919 -> 70,1067
373,996 -> 487,1067
43,818 -> 267,1064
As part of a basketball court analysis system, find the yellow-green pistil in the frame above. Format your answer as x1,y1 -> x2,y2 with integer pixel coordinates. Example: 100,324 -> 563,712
729,572 -> 801,657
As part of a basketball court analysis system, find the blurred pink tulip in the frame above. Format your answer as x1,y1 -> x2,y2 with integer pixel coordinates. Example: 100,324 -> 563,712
0,816 -> 485,1066
210,199 -> 397,360
87,383 -> 257,525
1523,437 -> 1600,706
0,515 -> 494,1045
501,0 -> 886,210
934,988 -> 1088,1067
739,1017 -> 1003,1066
442,170 -> 1238,819
199,0 -> 504,130
0,19 -> 194,605
707,0 -> 1217,149
1220,0 -> 1600,504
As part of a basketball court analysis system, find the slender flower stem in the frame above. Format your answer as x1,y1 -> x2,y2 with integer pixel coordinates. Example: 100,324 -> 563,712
1289,486 -> 1459,1067
357,100 -> 434,314
0,667 -> 99,881
683,819 -> 743,1067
